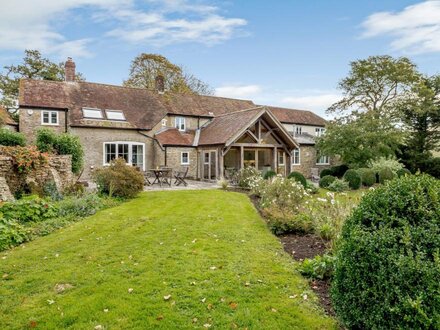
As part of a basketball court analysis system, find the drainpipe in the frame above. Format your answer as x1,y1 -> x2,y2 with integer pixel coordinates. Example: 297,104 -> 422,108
64,108 -> 68,133
165,146 -> 167,166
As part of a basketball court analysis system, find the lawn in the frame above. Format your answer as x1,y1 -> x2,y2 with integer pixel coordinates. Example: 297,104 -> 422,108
0,190 -> 335,329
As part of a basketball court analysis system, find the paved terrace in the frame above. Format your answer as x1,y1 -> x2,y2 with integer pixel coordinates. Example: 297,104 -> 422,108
144,180 -> 219,191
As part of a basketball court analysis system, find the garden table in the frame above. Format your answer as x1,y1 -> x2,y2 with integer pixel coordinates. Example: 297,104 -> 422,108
149,168 -> 172,187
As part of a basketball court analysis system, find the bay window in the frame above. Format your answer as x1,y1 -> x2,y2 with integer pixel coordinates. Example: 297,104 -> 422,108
103,142 -> 145,170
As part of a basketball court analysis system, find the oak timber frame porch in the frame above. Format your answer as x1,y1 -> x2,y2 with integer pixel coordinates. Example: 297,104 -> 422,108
198,111 -> 299,181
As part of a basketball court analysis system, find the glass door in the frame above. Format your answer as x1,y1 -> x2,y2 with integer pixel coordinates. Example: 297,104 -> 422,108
202,151 -> 217,180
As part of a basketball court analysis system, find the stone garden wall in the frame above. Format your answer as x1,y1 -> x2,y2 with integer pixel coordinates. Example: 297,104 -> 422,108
0,154 -> 73,201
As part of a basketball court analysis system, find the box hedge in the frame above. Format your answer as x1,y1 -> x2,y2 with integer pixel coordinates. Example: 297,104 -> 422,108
331,174 -> 440,329
342,169 -> 361,190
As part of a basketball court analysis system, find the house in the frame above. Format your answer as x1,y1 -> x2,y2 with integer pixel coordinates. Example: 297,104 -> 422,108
0,107 -> 18,131
17,58 -> 334,181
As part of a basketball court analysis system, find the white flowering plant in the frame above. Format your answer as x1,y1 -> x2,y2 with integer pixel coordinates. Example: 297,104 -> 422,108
237,167 -> 263,189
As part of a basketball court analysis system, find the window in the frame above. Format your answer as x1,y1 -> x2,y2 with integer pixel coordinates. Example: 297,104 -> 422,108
292,148 -> 300,165
175,117 -> 186,131
315,127 -> 326,137
162,119 -> 167,126
41,111 -> 58,125
295,126 -> 302,135
317,155 -> 330,165
83,108 -> 103,119
103,142 -> 144,170
181,152 -> 190,165
278,151 -> 284,165
105,110 -> 125,121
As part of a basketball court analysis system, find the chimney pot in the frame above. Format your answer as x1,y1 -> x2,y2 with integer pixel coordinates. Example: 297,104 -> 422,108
155,75 -> 165,94
65,57 -> 76,82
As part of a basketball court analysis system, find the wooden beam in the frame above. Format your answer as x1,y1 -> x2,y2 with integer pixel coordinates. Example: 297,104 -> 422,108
245,129 -> 259,142
240,146 -> 244,169
255,149 -> 259,170
273,147 -> 277,172
231,143 -> 283,148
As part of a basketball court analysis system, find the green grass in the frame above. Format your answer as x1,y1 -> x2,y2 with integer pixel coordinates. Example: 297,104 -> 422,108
0,190 -> 335,329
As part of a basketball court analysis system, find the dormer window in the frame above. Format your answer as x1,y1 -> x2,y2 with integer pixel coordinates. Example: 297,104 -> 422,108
105,110 -> 125,121
162,119 -> 167,126
83,108 -> 103,119
175,117 -> 186,131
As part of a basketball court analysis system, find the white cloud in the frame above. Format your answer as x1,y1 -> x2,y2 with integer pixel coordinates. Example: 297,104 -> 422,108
107,2 -> 247,46
215,84 -> 262,99
361,1 -> 440,54
280,93 -> 341,110
0,0 -> 246,58
0,0 -> 126,58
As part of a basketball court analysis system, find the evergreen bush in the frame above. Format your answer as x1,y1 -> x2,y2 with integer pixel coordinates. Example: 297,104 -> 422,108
287,171 -> 307,187
332,175 -> 440,329
319,175 -> 336,188
343,169 -> 361,189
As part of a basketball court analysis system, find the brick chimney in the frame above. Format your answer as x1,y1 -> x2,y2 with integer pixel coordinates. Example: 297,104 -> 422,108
64,57 -> 76,82
155,75 -> 165,94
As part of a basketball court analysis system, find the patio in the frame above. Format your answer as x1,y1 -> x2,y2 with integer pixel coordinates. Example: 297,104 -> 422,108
143,179 -> 219,191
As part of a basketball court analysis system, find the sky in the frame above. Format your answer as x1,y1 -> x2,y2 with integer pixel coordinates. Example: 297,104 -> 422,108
0,0 -> 439,117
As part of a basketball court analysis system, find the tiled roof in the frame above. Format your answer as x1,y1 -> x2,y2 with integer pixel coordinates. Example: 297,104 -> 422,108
155,128 -> 195,146
0,107 -> 17,126
264,106 -> 327,126
19,79 -> 255,130
293,133 -> 316,145
198,108 -> 264,145
18,79 -> 327,129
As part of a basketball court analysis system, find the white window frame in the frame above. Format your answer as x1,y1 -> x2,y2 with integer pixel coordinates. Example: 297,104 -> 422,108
292,148 -> 301,165
162,118 -> 167,126
315,127 -> 326,137
181,151 -> 190,165
295,126 -> 302,136
41,110 -> 59,126
175,117 -> 186,131
83,107 -> 103,119
316,155 -> 330,165
278,151 -> 284,166
105,110 -> 125,121
102,141 -> 145,171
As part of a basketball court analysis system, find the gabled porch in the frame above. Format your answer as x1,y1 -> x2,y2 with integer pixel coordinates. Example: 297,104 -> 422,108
197,107 -> 299,181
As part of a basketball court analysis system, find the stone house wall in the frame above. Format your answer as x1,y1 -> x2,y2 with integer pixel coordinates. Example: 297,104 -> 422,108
19,108 -> 67,143
165,147 -> 198,178
292,145 -> 335,178
69,127 -> 155,180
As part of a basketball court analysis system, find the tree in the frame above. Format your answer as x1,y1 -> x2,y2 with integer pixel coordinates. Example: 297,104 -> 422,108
317,56 -> 421,167
123,53 -> 213,95
0,50 -> 85,110
397,75 -> 440,171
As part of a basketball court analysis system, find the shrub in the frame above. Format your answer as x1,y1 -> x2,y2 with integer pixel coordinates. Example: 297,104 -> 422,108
342,169 -> 361,190
327,178 -> 349,192
36,128 -> 58,152
0,145 -> 48,173
378,166 -> 395,184
36,128 -> 84,174
0,218 -> 30,251
305,180 -> 318,194
368,156 -> 403,174
287,171 -> 307,188
43,181 -> 63,201
93,158 -> 144,198
330,164 -> 349,178
237,167 -> 262,189
263,170 -> 277,180
358,168 -> 376,186
263,208 -> 313,235
0,196 -> 57,223
332,175 -> 440,329
420,157 -> 440,178
258,176 -> 306,213
217,179 -> 229,190
57,194 -> 104,218
299,254 -> 336,280
319,168 -> 333,178
0,128 -> 26,146
396,168 -> 411,177
319,175 -> 335,188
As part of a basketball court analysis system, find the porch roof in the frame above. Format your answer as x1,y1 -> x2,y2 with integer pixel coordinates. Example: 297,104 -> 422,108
198,107 -> 299,149
155,128 -> 195,147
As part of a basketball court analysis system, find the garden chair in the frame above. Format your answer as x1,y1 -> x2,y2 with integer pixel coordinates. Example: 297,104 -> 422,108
174,167 -> 189,186
144,171 -> 153,186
